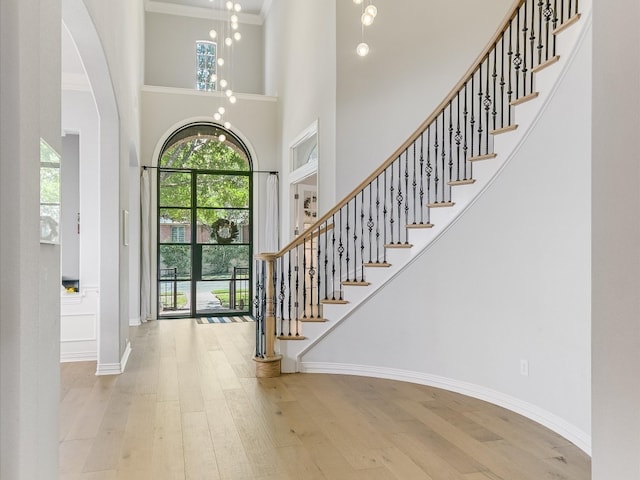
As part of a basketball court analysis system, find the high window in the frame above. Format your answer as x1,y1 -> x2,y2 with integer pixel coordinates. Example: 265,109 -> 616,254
196,41 -> 217,91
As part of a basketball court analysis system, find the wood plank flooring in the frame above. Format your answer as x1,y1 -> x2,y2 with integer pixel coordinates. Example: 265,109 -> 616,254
59,319 -> 591,479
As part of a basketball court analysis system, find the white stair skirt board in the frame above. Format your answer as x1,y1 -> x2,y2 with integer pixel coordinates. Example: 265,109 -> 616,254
299,361 -> 592,456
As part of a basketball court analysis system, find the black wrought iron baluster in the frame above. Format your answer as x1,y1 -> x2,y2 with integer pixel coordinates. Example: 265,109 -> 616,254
368,183 -> 373,262
412,142 -> 418,224
522,1 -> 529,95
455,94 -> 462,181
352,195 -> 358,281
560,0 -> 565,25
279,255 -> 285,335
316,225 -> 322,314
360,190 -> 366,272
345,204 -> 350,282
434,116 -> 440,203
514,10 -> 521,100
389,163 -> 395,243
293,248 -> 299,332
484,56 -> 491,152
507,20 -> 514,124
419,133 -> 425,223
323,224 -> 328,300
426,126 -> 433,214
530,0 -> 536,94
375,179 -> 380,262
382,171 -> 387,263
492,46 -> 498,132
500,36 -> 506,129
287,251 -> 292,327
470,71 -> 476,158
537,0 -> 544,66
544,2 -> 552,62
308,233 -> 316,318
463,84 -> 470,180
404,149 -> 410,241
331,214 -> 336,300
574,0 -> 578,17
477,62 -> 484,154
396,157 -> 403,243
302,238 -> 307,320
338,209 -> 344,297
447,102 -> 454,196
253,259 -> 263,358
552,0 -> 558,56
442,110 -> 448,202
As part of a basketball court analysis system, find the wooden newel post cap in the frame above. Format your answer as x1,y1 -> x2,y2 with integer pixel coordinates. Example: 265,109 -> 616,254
255,252 -> 278,262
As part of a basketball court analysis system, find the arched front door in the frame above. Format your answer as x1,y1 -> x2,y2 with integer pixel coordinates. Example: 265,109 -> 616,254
157,122 -> 252,318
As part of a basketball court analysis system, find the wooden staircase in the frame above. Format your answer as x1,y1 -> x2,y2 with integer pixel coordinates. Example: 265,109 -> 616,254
253,0 -> 589,376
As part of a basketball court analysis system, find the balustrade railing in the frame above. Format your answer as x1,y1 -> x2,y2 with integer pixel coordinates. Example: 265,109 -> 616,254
253,0 -> 580,376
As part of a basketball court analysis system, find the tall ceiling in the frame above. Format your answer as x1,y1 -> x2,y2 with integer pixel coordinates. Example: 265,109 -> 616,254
149,0 -> 268,16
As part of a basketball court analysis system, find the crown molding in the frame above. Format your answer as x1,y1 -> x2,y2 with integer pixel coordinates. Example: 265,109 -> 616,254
145,0 -> 264,25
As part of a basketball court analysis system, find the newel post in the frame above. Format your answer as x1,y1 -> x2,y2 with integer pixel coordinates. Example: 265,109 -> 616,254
253,253 -> 282,377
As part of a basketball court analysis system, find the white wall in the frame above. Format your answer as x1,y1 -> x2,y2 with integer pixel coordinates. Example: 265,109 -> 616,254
0,0 -> 61,477
335,0 -> 513,199
263,0 -> 337,243
303,20 -> 592,450
591,0 -> 640,477
145,11 -> 264,94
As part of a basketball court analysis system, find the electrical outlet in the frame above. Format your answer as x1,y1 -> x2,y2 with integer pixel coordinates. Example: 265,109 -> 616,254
520,359 -> 529,377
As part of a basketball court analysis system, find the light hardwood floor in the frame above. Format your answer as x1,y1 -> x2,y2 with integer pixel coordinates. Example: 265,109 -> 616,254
59,319 -> 591,479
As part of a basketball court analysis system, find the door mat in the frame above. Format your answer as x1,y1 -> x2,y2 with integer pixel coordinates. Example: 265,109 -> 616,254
196,315 -> 255,324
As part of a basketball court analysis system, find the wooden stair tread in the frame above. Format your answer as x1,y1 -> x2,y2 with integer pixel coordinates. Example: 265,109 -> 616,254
511,91 -> 539,106
277,335 -> 307,341
490,124 -> 518,135
532,55 -> 560,74
341,281 -> 371,286
552,13 -> 581,35
321,299 -> 349,305
427,201 -> 455,208
299,317 -> 328,323
406,223 -> 434,229
384,243 -> 413,249
363,262 -> 392,268
469,153 -> 497,162
448,179 -> 476,186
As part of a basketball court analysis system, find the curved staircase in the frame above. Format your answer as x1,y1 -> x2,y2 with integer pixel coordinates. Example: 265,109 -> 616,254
254,0 -> 590,376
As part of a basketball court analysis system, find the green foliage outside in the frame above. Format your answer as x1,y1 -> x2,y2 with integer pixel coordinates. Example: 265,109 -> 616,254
158,136 -> 251,281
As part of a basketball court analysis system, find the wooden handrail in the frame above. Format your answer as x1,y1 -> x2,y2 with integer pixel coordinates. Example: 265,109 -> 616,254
270,0 -> 524,259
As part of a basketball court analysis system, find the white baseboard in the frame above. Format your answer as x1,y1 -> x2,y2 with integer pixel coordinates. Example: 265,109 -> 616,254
300,361 -> 592,456
95,341 -> 132,375
60,351 -> 97,363
129,316 -> 141,327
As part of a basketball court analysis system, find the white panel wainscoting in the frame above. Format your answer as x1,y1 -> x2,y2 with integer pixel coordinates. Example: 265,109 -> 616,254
60,287 -> 98,362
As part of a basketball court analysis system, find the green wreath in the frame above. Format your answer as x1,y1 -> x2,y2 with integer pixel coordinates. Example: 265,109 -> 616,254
211,218 -> 239,244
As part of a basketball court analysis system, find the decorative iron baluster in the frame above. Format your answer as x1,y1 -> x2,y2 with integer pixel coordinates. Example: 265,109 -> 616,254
360,189 -> 366,272
302,237 -> 307,320
484,56 -> 492,153
308,232 -> 316,318
340,202 -> 350,281
419,133 -> 426,223
254,259 -> 264,358
574,0 -> 578,17
455,94 -> 462,181
323,220 -> 329,300
293,249 -> 299,331
492,46 -> 498,132
404,149 -> 410,240
477,62 -> 484,154
279,255 -> 285,335
426,126 -> 432,215
537,0 -> 544,66
514,10 -> 521,100
500,36 -> 506,129
530,0 -> 536,93
522,1 -> 529,95
287,251 -> 292,327
375,178 -> 381,262
383,170 -> 388,263
544,2 -> 553,61
331,214 -> 336,300
396,157 -> 403,243
412,142 -> 418,223
470,71 -> 476,158
368,183 -> 374,262
448,102 -> 454,188
552,0 -> 558,56
463,84 -> 470,180
507,20 -> 514,124
434,116 -> 440,203
389,163 -> 395,243
316,224 -> 322,314
442,110 -> 447,201
338,209 -> 344,295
